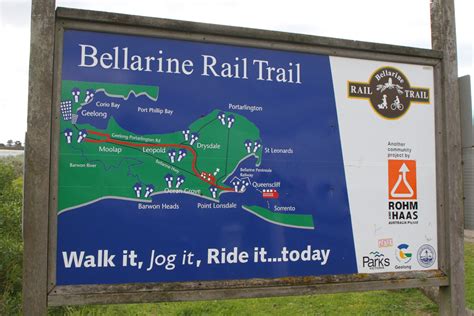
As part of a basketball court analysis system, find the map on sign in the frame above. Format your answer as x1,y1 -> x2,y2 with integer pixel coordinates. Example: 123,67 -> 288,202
59,80 -> 314,229
56,30 -> 358,286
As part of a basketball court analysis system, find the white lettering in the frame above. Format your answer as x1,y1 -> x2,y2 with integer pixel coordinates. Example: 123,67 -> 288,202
78,44 -> 98,67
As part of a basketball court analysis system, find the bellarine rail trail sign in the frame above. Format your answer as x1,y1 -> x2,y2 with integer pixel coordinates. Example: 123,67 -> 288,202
23,3 -> 465,314
57,29 -> 438,285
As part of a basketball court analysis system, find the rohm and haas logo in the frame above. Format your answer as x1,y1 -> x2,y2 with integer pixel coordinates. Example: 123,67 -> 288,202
348,66 -> 430,119
387,159 -> 419,224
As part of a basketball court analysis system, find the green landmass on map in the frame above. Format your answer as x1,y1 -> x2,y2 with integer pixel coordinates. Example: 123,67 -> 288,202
58,80 -> 315,230
58,80 -> 261,211
242,205 -> 314,229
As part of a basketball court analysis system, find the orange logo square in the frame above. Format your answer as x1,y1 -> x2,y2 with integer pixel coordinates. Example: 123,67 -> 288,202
388,160 -> 417,200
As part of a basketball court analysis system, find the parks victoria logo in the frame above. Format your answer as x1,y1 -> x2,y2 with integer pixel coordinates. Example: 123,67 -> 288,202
362,251 -> 390,270
348,66 -> 430,119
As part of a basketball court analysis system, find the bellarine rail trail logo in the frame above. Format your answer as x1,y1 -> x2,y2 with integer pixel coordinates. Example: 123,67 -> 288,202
348,66 -> 430,119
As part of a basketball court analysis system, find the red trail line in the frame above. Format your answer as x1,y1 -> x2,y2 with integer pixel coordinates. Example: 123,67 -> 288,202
85,130 -> 233,192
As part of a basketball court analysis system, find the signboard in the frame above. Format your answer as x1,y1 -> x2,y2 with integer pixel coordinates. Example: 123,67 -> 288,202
55,28 -> 438,287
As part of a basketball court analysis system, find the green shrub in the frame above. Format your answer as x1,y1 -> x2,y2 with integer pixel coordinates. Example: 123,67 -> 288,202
0,155 -> 23,180
0,158 -> 23,315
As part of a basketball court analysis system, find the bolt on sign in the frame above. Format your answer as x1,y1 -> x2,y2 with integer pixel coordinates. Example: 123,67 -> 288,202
37,8 -> 447,307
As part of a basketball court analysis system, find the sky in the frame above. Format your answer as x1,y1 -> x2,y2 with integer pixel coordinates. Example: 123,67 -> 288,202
0,0 -> 472,144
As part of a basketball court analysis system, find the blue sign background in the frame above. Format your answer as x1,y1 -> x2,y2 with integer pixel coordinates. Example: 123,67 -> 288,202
57,30 -> 357,285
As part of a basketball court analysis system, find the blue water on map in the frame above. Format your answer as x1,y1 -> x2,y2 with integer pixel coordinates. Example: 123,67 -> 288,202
57,30 -> 357,285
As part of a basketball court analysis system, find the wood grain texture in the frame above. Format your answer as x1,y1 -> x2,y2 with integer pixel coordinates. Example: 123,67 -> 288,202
23,0 -> 56,315
431,0 -> 466,315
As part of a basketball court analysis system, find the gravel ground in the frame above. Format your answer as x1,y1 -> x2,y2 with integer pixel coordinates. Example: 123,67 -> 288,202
466,230 -> 474,243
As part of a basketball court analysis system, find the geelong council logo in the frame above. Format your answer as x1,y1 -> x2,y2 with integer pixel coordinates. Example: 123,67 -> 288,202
348,66 -> 430,119
396,243 -> 412,264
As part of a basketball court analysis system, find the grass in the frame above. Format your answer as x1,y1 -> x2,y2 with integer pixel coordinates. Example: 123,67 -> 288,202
466,242 -> 474,310
56,289 -> 438,316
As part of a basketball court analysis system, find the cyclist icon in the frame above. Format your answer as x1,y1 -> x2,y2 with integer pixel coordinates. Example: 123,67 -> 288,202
391,96 -> 404,111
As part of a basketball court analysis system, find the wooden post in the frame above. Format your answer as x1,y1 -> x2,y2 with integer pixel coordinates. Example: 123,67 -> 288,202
23,0 -> 56,314
430,0 -> 466,315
